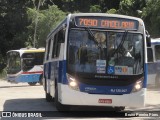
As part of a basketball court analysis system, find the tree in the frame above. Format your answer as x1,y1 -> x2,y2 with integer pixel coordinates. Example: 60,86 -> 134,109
118,0 -> 146,17
90,5 -> 101,12
44,0 -> 120,13
0,0 -> 32,70
27,5 -> 65,47
142,0 -> 160,37
107,9 -> 117,14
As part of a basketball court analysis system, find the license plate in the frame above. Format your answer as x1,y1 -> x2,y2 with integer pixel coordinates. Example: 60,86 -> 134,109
98,99 -> 112,104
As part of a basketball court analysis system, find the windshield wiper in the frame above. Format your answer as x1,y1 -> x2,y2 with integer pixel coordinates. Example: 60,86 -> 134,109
85,27 -> 102,49
85,27 -> 105,59
111,30 -> 128,57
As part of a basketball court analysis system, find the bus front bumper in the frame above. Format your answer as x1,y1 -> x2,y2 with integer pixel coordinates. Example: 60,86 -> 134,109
59,84 -> 146,108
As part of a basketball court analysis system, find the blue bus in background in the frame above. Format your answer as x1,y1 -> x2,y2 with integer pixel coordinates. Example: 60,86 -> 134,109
7,48 -> 45,86
147,38 -> 160,87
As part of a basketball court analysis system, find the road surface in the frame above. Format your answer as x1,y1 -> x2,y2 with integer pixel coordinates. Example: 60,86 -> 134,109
0,79 -> 160,119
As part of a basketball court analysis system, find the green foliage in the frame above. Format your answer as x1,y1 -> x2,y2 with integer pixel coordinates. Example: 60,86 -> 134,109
118,0 -> 146,17
142,0 -> 160,37
1,0 -> 160,69
107,9 -> 117,14
0,68 -> 7,79
90,5 -> 101,13
0,0 -> 32,71
0,54 -> 6,72
47,0 -> 120,13
27,5 -> 65,47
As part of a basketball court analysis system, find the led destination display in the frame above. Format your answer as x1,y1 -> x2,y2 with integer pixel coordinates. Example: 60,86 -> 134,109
75,16 -> 139,30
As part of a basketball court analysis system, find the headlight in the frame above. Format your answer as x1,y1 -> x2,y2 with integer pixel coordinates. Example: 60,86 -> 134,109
66,73 -> 79,91
132,78 -> 143,92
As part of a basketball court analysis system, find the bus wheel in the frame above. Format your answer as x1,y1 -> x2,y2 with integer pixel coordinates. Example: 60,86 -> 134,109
45,92 -> 53,102
155,74 -> 160,88
114,107 -> 125,111
55,87 -> 70,111
28,82 -> 37,86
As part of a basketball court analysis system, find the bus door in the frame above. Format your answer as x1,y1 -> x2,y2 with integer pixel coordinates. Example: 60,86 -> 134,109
147,44 -> 160,86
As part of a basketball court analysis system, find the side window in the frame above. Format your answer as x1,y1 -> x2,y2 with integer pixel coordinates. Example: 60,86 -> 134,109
52,29 -> 65,58
52,34 -> 58,58
46,39 -> 51,60
155,45 -> 160,61
147,48 -> 153,62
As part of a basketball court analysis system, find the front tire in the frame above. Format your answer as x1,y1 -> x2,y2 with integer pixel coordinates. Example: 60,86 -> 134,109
55,87 -> 70,111
45,92 -> 53,102
28,82 -> 37,86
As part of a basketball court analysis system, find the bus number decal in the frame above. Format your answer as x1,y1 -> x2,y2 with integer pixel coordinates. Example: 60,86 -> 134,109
79,18 -> 98,27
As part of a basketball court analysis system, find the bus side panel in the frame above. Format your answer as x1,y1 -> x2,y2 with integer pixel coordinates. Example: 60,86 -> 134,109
148,63 -> 157,74
143,63 -> 148,88
16,74 -> 41,82
8,69 -> 43,83
59,60 -> 67,84
147,62 -> 160,85
44,60 -> 66,96
49,61 -> 58,97
44,59 -> 67,84
44,62 -> 52,93
44,62 -> 51,80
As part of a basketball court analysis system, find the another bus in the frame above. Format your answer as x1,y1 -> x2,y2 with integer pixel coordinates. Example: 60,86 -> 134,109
7,48 -> 45,86
43,13 -> 150,111
147,38 -> 160,87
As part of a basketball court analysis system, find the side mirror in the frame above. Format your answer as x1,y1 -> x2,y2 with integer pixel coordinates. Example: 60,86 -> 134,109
146,30 -> 151,47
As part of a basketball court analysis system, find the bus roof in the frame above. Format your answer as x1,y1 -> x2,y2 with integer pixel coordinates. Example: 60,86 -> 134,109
47,13 -> 144,39
69,13 -> 143,23
7,48 -> 45,53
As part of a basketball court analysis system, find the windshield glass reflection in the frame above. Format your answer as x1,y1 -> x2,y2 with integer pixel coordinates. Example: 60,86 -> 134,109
68,29 -> 144,75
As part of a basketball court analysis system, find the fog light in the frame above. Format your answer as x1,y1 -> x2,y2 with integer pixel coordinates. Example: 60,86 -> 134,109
66,73 -> 79,91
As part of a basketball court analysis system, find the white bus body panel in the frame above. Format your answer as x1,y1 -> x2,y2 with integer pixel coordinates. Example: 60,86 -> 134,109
58,84 -> 145,107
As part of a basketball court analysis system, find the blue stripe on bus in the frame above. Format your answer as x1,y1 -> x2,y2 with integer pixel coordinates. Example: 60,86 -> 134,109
79,83 -> 133,94
59,60 -> 67,84
44,60 -> 67,84
44,62 -> 51,80
151,42 -> 160,45
8,74 -> 41,82
16,74 -> 40,82
143,63 -> 148,88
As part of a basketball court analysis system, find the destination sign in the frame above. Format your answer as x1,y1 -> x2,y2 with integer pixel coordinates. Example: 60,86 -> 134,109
75,16 -> 139,30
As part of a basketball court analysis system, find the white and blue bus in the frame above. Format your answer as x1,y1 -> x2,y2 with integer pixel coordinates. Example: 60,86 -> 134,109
7,48 -> 45,86
147,38 -> 160,87
43,13 -> 150,111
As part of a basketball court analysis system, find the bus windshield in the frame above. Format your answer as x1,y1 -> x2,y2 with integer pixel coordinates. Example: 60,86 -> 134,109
22,52 -> 44,71
7,52 -> 21,74
68,29 -> 144,75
